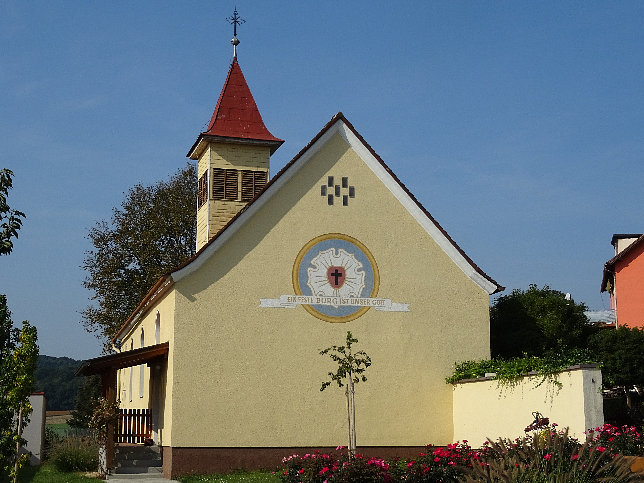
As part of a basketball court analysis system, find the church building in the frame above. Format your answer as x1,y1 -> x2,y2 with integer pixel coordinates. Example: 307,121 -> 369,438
78,26 -> 505,479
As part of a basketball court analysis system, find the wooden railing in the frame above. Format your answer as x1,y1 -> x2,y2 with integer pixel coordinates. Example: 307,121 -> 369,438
116,409 -> 151,444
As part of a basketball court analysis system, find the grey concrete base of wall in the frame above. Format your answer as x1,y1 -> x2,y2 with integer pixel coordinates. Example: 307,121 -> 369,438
162,446 -> 427,478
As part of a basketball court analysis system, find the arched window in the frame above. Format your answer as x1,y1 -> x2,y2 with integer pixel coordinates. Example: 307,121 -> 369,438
155,311 -> 160,345
129,340 -> 133,402
140,329 -> 145,398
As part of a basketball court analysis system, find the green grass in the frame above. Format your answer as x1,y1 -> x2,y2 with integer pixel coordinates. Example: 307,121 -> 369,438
47,423 -> 71,437
178,470 -> 281,483
18,462 -> 101,482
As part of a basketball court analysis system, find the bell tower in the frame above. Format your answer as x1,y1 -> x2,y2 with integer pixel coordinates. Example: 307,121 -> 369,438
187,9 -> 283,251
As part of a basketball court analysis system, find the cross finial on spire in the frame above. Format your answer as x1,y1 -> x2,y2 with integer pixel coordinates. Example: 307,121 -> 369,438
227,7 -> 245,59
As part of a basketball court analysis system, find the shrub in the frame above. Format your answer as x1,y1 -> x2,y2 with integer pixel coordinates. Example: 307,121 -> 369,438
280,448 -> 392,483
403,442 -> 481,482
49,435 -> 98,473
279,425 -> 640,482
281,450 -> 340,483
280,444 -> 483,483
333,454 -> 389,482
43,426 -> 63,461
586,423 -> 643,456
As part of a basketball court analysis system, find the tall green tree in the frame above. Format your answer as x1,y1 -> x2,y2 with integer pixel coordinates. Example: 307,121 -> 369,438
0,171 -> 38,481
490,284 -> 594,358
0,169 -> 25,256
82,163 -> 197,345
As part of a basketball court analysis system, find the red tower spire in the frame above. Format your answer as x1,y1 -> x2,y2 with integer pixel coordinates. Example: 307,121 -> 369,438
187,60 -> 283,158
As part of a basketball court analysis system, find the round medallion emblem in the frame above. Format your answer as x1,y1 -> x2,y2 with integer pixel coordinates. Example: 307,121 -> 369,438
292,233 -> 379,323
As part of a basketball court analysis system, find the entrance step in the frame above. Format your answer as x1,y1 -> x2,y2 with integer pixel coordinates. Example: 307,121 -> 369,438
113,445 -> 162,476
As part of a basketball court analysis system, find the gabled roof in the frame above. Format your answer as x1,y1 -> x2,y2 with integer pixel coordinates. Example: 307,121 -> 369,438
114,113 -> 504,344
187,59 -> 283,159
601,233 -> 644,292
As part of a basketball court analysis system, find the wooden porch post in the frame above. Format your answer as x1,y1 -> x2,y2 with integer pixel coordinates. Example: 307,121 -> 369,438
101,368 -> 117,471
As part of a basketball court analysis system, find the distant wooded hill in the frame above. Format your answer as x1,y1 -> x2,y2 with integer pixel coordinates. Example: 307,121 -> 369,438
34,355 -> 84,411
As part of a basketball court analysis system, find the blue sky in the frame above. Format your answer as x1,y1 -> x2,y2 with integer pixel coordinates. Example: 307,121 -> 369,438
1,2 -> 643,359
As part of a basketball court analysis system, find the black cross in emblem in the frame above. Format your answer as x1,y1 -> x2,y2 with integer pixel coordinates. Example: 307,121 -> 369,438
330,268 -> 343,285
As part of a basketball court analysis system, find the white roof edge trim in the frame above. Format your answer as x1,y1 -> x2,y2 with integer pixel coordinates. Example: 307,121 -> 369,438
172,121 -> 345,283
337,123 -> 498,295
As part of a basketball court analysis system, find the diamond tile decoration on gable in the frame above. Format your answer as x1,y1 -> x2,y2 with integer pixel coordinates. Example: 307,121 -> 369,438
320,176 -> 356,206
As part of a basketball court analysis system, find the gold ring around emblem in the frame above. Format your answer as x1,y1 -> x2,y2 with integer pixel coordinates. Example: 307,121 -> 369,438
292,233 -> 380,323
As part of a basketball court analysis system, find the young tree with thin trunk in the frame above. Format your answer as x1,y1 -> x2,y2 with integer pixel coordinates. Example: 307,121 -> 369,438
320,331 -> 371,457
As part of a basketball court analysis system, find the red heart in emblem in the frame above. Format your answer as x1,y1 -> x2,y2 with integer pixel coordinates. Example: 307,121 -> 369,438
327,266 -> 346,289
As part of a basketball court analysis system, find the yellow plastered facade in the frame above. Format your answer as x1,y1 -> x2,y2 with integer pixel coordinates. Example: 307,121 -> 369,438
161,132 -> 491,448
118,289 -> 176,445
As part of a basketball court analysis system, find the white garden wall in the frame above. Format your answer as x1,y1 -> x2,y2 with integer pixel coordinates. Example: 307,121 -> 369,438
452,365 -> 603,446
23,393 -> 46,465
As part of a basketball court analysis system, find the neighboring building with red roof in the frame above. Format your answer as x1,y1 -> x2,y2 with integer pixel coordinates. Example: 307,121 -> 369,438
601,233 -> 644,328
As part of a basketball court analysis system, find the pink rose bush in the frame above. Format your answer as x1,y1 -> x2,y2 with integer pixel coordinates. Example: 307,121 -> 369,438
586,423 -> 643,456
280,443 -> 483,482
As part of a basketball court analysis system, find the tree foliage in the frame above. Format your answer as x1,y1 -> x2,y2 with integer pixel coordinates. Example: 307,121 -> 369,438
319,331 -> 371,391
490,284 -> 594,358
68,375 -> 101,429
82,163 -> 197,345
588,326 -> 644,389
0,169 -> 38,480
0,169 -> 25,256
0,295 -> 38,480
34,355 -> 82,410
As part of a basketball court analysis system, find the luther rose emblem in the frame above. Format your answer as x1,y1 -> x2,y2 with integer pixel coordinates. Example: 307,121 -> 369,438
293,234 -> 379,323
307,248 -> 365,303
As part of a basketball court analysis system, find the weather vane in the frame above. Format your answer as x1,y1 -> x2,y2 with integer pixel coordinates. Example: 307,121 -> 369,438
227,7 -> 245,59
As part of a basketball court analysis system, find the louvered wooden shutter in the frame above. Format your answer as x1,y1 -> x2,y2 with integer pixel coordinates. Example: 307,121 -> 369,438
224,169 -> 238,201
197,172 -> 208,207
253,171 -> 267,197
212,168 -> 225,200
240,170 -> 268,201
212,168 -> 239,201
241,170 -> 255,201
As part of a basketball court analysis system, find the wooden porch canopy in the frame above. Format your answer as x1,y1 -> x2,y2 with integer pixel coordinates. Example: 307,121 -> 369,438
76,342 -> 168,468
76,342 -> 169,376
